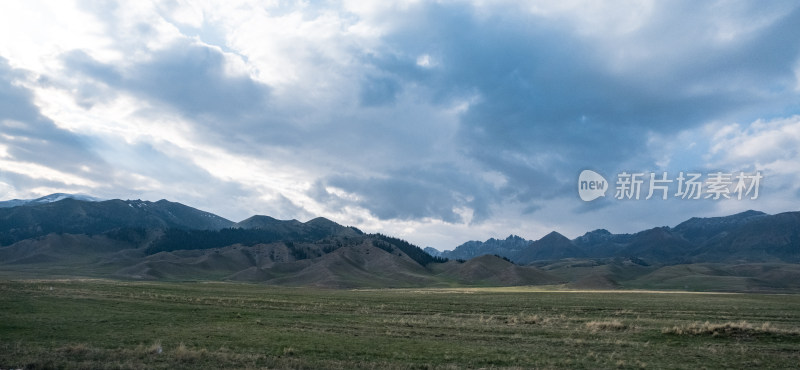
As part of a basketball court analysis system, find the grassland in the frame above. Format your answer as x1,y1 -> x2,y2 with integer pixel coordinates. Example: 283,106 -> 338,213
1,280 -> 799,369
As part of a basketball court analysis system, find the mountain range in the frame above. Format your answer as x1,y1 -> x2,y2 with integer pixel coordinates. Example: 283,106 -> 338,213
0,193 -> 798,291
436,210 -> 799,265
0,194 -> 549,288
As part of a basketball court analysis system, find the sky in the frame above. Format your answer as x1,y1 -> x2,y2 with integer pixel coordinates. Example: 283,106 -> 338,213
1,1 -> 799,250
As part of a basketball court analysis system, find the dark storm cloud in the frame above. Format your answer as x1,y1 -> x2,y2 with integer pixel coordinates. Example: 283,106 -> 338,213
130,44 -> 269,120
342,2 -> 800,216
62,42 -> 270,124
0,57 -> 110,177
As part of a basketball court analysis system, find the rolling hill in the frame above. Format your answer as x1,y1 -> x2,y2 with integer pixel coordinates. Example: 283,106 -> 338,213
0,195 -> 556,288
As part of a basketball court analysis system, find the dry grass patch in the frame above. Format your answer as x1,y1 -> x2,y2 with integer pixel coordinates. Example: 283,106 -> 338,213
480,312 -> 563,327
145,340 -> 162,355
663,321 -> 800,338
585,319 -> 627,332
505,313 -> 543,325
174,342 -> 205,362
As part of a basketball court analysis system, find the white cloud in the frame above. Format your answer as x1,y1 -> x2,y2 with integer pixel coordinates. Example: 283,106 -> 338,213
0,158 -> 99,187
416,54 -> 432,67
0,1 -> 113,72
29,71 -> 325,219
699,115 -> 800,216
158,0 -> 206,29
527,0 -> 654,36
205,3 -> 367,90
708,116 -> 800,167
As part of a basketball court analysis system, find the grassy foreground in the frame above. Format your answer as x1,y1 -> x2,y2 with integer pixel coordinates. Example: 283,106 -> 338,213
1,280 -> 799,369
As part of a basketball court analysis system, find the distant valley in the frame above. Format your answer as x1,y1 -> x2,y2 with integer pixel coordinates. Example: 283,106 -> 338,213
1,194 -> 798,291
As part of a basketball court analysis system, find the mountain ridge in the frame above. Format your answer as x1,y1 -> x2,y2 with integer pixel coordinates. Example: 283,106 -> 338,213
0,195 -> 798,291
439,210 -> 800,265
0,195 -> 551,288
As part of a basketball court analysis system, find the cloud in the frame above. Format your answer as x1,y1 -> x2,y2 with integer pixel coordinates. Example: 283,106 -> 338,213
312,165 -> 496,223
1,1 -> 800,249
0,54 -> 284,222
360,76 -> 402,107
0,57 -> 110,187
348,2 -> 800,218
706,115 -> 800,194
62,41 -> 270,124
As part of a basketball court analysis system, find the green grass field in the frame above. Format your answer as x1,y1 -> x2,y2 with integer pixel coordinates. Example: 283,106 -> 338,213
1,280 -> 799,369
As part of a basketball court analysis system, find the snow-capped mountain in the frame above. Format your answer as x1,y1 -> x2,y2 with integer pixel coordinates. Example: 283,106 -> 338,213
0,193 -> 103,208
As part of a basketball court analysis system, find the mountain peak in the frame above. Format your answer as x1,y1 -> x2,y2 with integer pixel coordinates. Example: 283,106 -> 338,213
586,229 -> 611,236
34,193 -> 102,203
513,231 -> 584,264
732,210 -> 767,218
673,210 -> 769,241
236,215 -> 282,227
541,231 -> 569,242
423,246 -> 442,257
305,216 -> 337,226
304,217 -> 362,237
441,234 -> 532,261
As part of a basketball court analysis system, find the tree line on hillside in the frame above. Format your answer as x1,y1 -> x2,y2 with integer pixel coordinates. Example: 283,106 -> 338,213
144,228 -> 308,255
140,228 -> 448,266
373,234 -> 449,266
